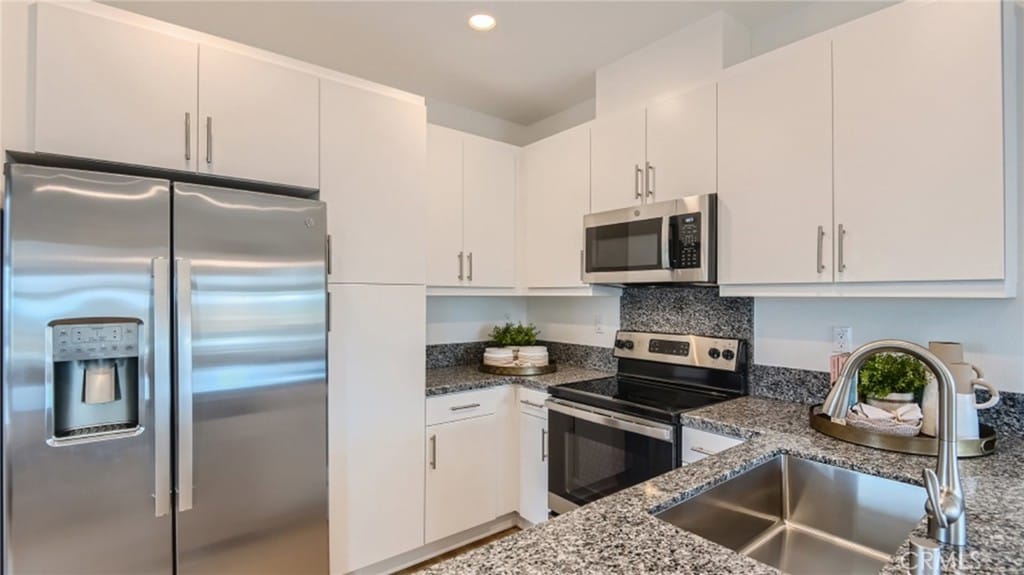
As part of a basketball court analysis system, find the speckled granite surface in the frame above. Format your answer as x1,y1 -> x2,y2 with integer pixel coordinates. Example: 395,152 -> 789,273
426,342 -> 490,369
424,396 -> 1024,575
425,364 -> 614,396
620,286 -> 753,352
749,364 -> 831,405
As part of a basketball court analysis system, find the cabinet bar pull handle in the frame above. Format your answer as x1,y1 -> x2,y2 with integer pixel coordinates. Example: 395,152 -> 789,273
184,113 -> 191,161
205,116 -> 213,164
326,235 -> 333,276
816,225 -> 825,273
580,249 -> 585,281
520,399 -> 545,409
449,403 -> 480,411
457,251 -> 464,281
690,446 -> 716,457
838,224 -> 847,272
634,164 -> 643,200
541,428 -> 548,461
467,252 -> 473,282
429,435 -> 437,469
645,162 -> 655,199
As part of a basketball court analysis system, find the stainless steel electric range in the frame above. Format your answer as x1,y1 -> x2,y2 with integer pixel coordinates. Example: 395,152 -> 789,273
546,330 -> 748,514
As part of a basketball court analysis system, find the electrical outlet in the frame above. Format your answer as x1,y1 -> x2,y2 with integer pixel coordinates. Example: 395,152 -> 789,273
594,314 -> 605,335
833,326 -> 852,353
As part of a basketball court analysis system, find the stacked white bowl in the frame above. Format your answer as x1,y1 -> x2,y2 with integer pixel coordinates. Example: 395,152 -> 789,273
517,346 -> 549,367
483,347 -> 515,367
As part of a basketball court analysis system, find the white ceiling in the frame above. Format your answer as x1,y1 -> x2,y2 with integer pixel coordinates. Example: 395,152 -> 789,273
108,1 -> 811,126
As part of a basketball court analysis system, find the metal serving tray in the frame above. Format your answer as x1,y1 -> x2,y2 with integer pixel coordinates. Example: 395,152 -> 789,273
809,405 -> 996,458
479,363 -> 557,376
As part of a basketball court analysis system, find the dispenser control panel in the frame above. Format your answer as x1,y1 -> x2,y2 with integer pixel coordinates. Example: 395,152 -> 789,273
52,322 -> 140,362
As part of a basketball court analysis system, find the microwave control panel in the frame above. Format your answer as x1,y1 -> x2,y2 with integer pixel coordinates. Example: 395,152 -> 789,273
672,212 -> 702,269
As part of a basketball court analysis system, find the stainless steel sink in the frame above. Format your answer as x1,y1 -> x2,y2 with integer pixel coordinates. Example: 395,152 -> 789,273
655,455 -> 926,575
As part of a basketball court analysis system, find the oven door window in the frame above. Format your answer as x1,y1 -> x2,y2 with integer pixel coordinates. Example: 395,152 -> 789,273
585,218 -> 664,273
548,409 -> 675,508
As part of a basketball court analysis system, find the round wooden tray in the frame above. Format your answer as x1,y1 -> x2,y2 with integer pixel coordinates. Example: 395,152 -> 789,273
809,405 -> 997,458
479,363 -> 557,376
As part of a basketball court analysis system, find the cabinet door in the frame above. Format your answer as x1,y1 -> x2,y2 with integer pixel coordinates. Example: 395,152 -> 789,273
34,3 -> 198,171
463,134 -> 517,287
328,285 -> 425,572
321,81 -> 426,284
590,109 -> 646,213
645,83 -> 718,202
718,37 -> 834,285
518,412 -> 549,525
426,124 -> 465,287
425,416 -> 497,543
832,1 -> 1004,283
198,44 -> 319,188
523,125 -> 590,287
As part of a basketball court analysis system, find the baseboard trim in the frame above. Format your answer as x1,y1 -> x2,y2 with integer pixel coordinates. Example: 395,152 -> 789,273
348,513 -> 520,574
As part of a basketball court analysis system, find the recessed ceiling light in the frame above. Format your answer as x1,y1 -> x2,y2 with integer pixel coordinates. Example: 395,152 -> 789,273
468,13 -> 496,32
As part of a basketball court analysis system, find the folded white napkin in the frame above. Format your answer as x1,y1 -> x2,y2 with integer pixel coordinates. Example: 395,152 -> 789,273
851,402 -> 923,423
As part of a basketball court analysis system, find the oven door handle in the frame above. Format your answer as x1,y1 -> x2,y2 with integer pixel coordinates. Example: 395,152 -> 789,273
546,399 -> 675,442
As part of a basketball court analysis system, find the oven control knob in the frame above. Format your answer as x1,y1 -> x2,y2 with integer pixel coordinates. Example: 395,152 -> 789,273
722,349 -> 735,361
615,339 -> 625,349
708,348 -> 721,359
624,340 -> 635,350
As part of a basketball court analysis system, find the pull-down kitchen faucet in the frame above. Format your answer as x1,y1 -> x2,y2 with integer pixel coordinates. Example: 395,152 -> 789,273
822,340 -> 967,546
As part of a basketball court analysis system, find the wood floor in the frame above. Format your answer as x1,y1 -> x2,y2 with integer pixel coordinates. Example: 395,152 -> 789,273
396,527 -> 521,574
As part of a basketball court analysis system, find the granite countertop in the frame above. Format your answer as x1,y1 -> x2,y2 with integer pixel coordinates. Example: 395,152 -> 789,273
423,396 -> 1024,575
425,364 -> 614,396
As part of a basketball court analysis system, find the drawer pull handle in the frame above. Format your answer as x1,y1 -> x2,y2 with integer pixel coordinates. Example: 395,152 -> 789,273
520,399 -> 545,409
449,403 -> 481,411
690,446 -> 717,457
429,435 -> 437,469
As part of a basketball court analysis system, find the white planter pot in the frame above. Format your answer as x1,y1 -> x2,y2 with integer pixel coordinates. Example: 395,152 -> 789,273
865,392 -> 916,412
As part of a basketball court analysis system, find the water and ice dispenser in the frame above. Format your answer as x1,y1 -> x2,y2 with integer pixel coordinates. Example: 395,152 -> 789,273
49,319 -> 141,440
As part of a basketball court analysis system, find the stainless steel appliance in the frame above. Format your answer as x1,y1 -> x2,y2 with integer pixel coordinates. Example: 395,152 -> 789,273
546,331 -> 746,514
582,194 -> 717,285
2,164 -> 328,574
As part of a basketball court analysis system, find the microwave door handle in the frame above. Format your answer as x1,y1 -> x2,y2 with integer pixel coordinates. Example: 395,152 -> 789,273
661,216 -> 671,269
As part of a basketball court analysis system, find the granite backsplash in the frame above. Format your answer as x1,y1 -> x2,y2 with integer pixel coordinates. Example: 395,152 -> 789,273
426,285 -> 1023,436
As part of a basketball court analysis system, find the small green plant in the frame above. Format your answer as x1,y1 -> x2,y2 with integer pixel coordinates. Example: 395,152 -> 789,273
858,353 -> 929,398
489,322 -> 540,347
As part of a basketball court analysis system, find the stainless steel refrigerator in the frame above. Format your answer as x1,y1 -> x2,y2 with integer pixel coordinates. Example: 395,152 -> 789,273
2,164 -> 328,574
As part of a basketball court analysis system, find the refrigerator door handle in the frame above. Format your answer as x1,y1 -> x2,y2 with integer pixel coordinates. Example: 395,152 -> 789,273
152,258 -> 172,517
175,258 -> 195,512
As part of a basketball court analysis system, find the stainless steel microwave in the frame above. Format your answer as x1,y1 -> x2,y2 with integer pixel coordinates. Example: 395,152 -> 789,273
582,194 -> 717,285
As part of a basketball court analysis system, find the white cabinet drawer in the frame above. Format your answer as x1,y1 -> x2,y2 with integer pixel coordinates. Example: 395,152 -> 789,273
517,387 -> 549,418
427,388 -> 501,426
680,427 -> 744,463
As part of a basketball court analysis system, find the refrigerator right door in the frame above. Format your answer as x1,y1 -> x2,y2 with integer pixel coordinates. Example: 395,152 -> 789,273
172,183 -> 328,575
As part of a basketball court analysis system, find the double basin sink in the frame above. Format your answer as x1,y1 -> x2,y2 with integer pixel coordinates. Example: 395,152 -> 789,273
655,455 -> 925,575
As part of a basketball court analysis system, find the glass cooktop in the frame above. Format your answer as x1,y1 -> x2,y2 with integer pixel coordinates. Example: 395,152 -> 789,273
549,375 -> 733,423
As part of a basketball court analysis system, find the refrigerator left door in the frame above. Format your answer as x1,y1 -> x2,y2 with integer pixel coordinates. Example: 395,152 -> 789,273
2,165 -> 174,574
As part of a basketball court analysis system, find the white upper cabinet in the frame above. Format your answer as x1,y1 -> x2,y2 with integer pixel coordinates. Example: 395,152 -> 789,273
718,37 -> 834,286
645,83 -> 718,203
425,125 -> 517,289
590,108 -> 646,213
831,0 -> 1005,284
198,44 -> 319,189
425,125 -> 466,287
523,125 -> 591,288
321,80 -> 426,284
463,135 -> 518,287
34,4 -> 199,171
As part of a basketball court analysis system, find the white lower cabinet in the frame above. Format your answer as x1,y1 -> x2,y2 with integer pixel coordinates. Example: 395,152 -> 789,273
517,388 -> 549,525
327,285 -> 425,574
680,427 -> 744,464
425,413 -> 499,543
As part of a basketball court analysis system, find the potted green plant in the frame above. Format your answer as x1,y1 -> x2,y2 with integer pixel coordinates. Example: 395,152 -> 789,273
858,353 -> 929,411
489,322 -> 540,350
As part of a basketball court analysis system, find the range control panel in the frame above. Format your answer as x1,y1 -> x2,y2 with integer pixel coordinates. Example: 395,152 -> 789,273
613,331 -> 742,372
51,321 -> 140,362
